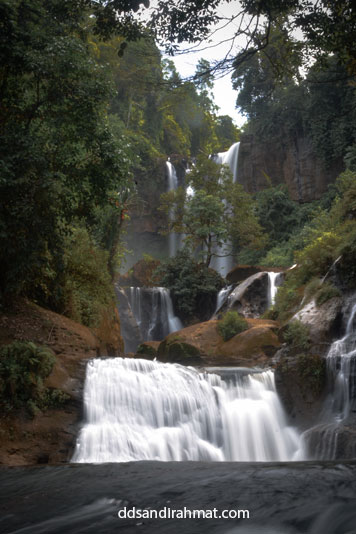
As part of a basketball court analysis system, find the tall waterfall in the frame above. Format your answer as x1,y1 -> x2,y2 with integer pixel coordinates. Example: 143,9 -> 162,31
166,161 -> 180,257
72,358 -> 305,463
125,286 -> 182,342
214,141 -> 240,184
211,142 -> 240,276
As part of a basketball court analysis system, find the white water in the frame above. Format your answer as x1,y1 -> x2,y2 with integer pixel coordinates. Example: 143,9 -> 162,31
304,302 -> 356,459
72,358 -> 305,463
211,142 -> 240,276
267,272 -> 280,307
213,285 -> 234,316
166,161 -> 180,257
214,141 -> 240,184
324,302 -> 356,422
125,287 -> 182,342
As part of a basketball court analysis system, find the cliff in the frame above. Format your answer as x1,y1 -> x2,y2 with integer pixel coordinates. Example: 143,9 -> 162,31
237,133 -> 344,202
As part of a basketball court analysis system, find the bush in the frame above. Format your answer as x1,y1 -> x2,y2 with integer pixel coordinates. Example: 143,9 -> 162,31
0,341 -> 61,414
217,311 -> 248,342
154,250 -> 225,322
63,227 -> 115,327
283,320 -> 311,353
315,282 -> 341,307
297,353 -> 326,396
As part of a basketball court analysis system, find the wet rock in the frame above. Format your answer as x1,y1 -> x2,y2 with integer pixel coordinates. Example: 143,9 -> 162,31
292,296 -> 343,351
157,318 -> 280,367
223,272 -> 270,318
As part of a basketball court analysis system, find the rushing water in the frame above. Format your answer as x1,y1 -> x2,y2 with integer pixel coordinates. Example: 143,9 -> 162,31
72,358 -> 305,463
125,286 -> 182,342
303,302 -> 356,459
267,272 -> 280,307
210,142 -> 240,276
166,161 -> 180,257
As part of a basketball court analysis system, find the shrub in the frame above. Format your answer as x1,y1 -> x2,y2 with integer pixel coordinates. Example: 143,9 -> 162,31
63,227 -> 115,327
315,282 -> 341,307
273,281 -> 302,322
0,341 -> 59,413
217,311 -> 248,342
283,320 -> 311,353
297,353 -> 326,397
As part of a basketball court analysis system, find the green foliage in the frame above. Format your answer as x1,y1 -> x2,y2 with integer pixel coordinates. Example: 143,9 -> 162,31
315,283 -> 341,307
0,341 -> 66,414
0,0 -> 133,307
283,320 -> 311,353
217,311 -> 248,342
63,227 -> 115,327
137,344 -> 157,358
297,353 -> 326,397
273,278 -> 303,322
159,156 -> 265,267
155,250 -> 224,321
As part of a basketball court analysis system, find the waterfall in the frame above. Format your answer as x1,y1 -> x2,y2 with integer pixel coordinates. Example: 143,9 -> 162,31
125,287 -> 183,343
267,272 -> 281,307
214,141 -> 240,184
211,142 -> 240,276
72,358 -> 305,463
166,161 -> 180,257
303,302 -> 356,459
324,302 -> 356,422
213,285 -> 234,316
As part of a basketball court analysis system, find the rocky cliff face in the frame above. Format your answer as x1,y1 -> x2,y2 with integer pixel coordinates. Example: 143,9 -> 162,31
237,134 -> 344,202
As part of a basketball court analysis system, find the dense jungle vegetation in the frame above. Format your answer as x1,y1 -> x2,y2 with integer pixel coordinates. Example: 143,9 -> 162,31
0,0 -> 355,329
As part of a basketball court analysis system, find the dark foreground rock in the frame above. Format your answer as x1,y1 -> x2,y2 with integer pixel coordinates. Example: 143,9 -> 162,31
1,461 -> 356,534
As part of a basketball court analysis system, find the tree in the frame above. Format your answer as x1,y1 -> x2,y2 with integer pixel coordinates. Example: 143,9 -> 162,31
159,156 -> 264,267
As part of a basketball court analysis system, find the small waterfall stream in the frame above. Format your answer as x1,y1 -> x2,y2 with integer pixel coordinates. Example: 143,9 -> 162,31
267,272 -> 281,307
304,302 -> 356,459
166,161 -> 180,257
125,286 -> 182,343
72,358 -> 305,463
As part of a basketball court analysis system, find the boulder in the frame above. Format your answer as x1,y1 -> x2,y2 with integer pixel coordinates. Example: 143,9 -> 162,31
157,318 -> 280,367
292,296 -> 343,351
226,265 -> 262,284
136,341 -> 160,359
223,272 -> 269,318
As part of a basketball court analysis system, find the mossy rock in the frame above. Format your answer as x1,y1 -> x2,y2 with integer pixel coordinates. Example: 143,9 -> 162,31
158,338 -> 201,363
137,342 -> 158,359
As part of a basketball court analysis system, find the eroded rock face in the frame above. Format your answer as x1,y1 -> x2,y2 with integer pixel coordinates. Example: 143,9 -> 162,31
156,318 -> 280,367
237,133 -> 343,202
223,272 -> 269,318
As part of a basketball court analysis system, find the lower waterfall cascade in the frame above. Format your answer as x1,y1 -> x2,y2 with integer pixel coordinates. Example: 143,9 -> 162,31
72,358 -> 305,463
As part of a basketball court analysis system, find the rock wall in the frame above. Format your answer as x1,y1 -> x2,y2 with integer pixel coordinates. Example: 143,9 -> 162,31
237,133 -> 344,202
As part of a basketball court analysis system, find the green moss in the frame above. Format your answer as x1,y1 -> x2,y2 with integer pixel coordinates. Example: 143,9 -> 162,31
137,344 -> 157,358
283,320 -> 311,353
217,311 -> 248,342
315,282 -> 341,307
297,353 -> 326,397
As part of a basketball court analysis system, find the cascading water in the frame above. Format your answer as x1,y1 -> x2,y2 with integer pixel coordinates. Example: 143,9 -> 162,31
304,302 -> 356,459
267,272 -> 281,307
166,161 -> 180,257
125,286 -> 182,342
72,358 -> 305,463
324,302 -> 356,422
211,142 -> 240,276
213,285 -> 234,316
